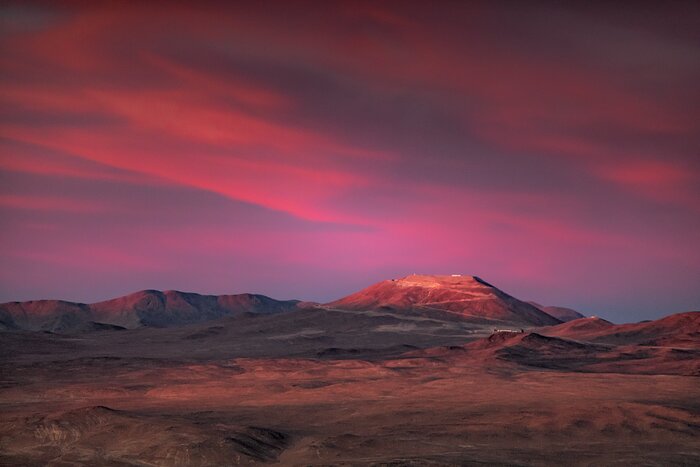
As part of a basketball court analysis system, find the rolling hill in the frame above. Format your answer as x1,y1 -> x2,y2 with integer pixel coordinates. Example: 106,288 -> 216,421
541,311 -> 700,348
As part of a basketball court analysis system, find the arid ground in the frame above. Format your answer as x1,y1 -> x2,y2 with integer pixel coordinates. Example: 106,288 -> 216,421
1,276 -> 699,466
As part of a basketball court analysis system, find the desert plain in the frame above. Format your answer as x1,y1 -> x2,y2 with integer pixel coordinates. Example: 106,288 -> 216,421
1,275 -> 698,466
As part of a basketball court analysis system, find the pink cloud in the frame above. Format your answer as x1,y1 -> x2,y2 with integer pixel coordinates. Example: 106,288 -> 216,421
0,194 -> 103,213
0,1 -> 698,318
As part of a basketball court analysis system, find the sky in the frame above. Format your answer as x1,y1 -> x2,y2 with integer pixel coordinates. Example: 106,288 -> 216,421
1,1 -> 699,322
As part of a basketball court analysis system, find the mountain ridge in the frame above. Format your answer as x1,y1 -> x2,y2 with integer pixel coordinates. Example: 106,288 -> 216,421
0,289 -> 301,332
3,275 -> 697,334
527,301 -> 586,322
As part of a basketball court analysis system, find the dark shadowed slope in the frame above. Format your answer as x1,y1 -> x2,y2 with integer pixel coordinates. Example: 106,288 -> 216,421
0,290 -> 300,332
1,405 -> 290,465
0,300 -> 92,332
528,301 -> 586,322
410,328 -> 700,376
327,274 -> 561,326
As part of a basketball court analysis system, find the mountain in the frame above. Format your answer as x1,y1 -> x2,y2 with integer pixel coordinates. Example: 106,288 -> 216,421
326,274 -> 561,326
0,300 -> 91,332
527,302 -> 586,322
0,274 -> 562,333
537,316 -> 614,341
0,290 -> 300,332
541,311 -> 700,348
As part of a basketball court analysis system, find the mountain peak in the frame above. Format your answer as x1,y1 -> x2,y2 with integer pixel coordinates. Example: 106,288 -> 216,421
327,274 -> 561,326
393,274 -> 492,288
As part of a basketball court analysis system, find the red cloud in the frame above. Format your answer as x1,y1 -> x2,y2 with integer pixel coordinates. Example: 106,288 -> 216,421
1,1 -> 698,317
0,194 -> 102,213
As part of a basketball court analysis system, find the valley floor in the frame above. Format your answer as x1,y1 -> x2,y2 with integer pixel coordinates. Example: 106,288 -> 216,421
1,338 -> 699,466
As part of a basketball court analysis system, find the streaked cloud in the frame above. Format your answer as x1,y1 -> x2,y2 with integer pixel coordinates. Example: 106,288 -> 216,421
1,1 -> 698,321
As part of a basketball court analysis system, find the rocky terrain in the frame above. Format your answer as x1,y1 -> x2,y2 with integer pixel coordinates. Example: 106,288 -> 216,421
1,275 -> 698,465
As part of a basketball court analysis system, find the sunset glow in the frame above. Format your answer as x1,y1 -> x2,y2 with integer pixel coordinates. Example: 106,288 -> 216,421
1,1 -> 699,321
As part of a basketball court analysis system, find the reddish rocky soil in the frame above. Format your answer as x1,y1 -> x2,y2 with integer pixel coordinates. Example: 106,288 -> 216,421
1,277 -> 698,465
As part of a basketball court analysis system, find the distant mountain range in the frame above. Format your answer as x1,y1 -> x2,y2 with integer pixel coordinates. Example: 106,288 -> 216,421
0,290 -> 300,332
0,274 -> 693,337
1,274 -> 698,374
